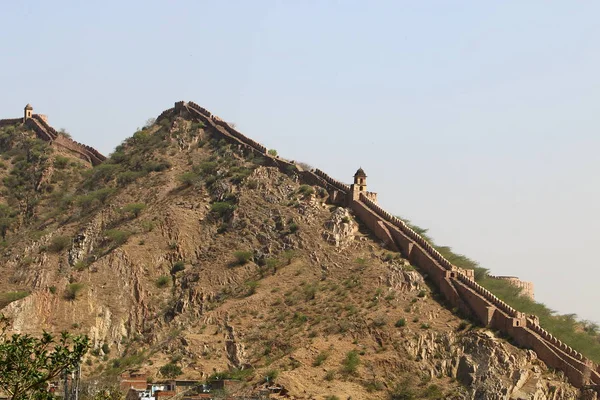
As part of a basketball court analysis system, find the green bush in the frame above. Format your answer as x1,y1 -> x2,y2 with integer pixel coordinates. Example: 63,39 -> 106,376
341,350 -> 360,374
267,149 -> 278,156
64,283 -> 84,301
289,223 -> 299,233
210,201 -> 236,218
156,275 -> 170,288
54,156 -> 70,169
178,172 -> 200,187
49,235 -> 70,253
105,229 -> 130,246
159,363 -> 182,378
395,318 -> 406,328
171,261 -> 185,274
233,251 -> 253,265
123,203 -> 146,218
245,280 -> 259,296
264,369 -> 279,382
298,185 -> 314,196
313,351 -> 329,367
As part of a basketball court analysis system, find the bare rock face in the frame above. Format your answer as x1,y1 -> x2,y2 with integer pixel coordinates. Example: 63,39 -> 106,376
402,329 -> 581,399
322,207 -> 358,249
386,262 -> 424,293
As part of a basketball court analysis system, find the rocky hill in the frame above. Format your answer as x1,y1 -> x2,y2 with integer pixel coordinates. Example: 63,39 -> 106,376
0,103 -> 597,399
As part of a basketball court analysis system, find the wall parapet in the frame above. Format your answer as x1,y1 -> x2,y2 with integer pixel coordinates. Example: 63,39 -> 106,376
0,118 -> 23,128
21,114 -> 106,165
313,169 -> 351,193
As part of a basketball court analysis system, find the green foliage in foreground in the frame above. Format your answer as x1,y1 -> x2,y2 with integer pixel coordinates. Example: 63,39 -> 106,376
399,216 -> 600,363
0,315 -> 90,400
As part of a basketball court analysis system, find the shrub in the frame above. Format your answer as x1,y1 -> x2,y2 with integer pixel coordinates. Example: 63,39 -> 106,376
116,171 -> 144,187
159,363 -> 182,378
324,370 -> 335,381
156,276 -> 170,288
48,286 -> 56,294
267,149 -> 277,156
123,203 -> 146,218
289,223 -> 299,233
210,201 -> 236,218
417,290 -> 427,298
282,250 -> 296,265
233,251 -> 253,265
325,396 -> 340,400
245,280 -> 259,296
395,318 -> 406,328
298,185 -> 314,196
54,156 -> 70,169
178,172 -> 200,187
171,261 -> 185,274
49,235 -> 70,253
341,350 -> 360,374
264,369 -> 279,382
313,351 -> 329,367
101,343 -> 110,354
105,229 -> 130,246
64,283 -> 84,300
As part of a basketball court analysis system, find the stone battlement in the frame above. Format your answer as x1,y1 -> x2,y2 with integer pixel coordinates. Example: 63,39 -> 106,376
0,106 -> 106,166
488,275 -> 535,300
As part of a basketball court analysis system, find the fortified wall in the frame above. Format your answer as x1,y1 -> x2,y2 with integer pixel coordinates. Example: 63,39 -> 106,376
0,105 -> 106,166
488,275 -> 535,300
156,101 -> 599,391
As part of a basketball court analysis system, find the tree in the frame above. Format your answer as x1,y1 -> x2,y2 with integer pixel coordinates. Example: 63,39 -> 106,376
0,315 -> 90,400
159,363 -> 182,378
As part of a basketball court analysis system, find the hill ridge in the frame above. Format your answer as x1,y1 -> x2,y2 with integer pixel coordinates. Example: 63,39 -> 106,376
154,100 -> 599,391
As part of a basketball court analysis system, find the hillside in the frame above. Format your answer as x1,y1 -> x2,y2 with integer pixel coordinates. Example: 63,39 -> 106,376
0,103 -> 597,399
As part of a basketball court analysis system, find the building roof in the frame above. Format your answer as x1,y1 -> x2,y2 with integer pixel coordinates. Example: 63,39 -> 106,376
354,167 -> 366,178
24,104 -> 33,110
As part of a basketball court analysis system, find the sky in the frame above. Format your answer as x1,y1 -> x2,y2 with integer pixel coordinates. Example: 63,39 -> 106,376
1,1 -> 599,322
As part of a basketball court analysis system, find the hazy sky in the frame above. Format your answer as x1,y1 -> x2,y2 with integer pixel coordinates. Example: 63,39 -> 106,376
1,1 -> 599,321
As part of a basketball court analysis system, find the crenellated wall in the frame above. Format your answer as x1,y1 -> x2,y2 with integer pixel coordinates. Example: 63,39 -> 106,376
26,115 -> 106,166
0,118 -> 23,128
488,275 -> 535,299
151,101 -> 599,390
0,110 -> 106,166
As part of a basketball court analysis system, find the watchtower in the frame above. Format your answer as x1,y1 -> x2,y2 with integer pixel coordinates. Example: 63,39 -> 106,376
24,104 -> 33,122
350,167 -> 367,201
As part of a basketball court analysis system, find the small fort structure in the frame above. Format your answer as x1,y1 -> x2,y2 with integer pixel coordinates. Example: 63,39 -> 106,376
0,104 -> 106,166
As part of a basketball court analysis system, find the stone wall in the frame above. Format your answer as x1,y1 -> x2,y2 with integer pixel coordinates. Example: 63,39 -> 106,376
0,118 -> 23,128
488,275 -> 535,299
26,116 -> 106,166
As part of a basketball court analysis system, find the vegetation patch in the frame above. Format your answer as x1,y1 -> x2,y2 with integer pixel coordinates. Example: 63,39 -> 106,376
0,291 -> 29,309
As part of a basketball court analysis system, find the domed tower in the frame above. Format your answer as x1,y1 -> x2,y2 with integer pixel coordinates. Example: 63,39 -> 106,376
350,167 -> 367,201
24,104 -> 33,122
